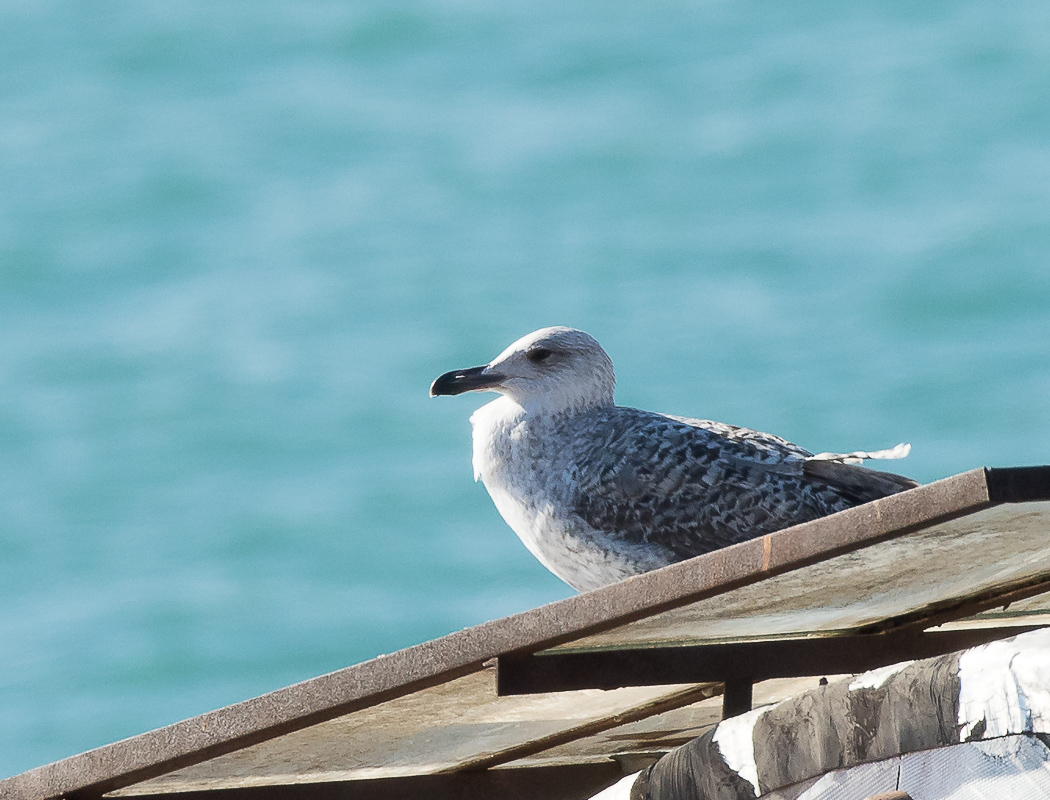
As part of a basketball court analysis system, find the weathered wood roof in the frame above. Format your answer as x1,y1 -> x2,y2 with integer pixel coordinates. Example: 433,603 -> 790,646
3,466 -> 1049,800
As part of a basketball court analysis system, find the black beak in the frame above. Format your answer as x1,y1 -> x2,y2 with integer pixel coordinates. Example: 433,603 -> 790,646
429,365 -> 506,397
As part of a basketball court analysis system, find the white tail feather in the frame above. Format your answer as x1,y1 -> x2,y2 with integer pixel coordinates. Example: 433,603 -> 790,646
808,442 -> 911,465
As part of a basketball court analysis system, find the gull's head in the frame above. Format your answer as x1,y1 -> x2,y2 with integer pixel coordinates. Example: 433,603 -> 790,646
429,326 -> 616,413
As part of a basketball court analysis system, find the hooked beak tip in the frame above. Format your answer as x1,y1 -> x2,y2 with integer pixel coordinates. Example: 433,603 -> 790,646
429,366 -> 505,397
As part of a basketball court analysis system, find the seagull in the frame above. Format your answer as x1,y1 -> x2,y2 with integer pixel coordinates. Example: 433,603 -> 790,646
430,326 -> 918,592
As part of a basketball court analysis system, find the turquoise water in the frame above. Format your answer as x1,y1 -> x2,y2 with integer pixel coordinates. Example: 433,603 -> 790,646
2,0 -> 1050,779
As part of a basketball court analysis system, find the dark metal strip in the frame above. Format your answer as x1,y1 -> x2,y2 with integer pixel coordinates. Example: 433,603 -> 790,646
986,466 -> 1050,503
721,680 -> 754,719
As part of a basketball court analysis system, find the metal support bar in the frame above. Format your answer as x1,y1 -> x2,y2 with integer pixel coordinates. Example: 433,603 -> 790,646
497,627 -> 1042,697
986,465 -> 1050,502
721,680 -> 753,719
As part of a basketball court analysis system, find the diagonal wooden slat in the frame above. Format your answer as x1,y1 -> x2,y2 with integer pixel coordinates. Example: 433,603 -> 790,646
103,763 -> 625,800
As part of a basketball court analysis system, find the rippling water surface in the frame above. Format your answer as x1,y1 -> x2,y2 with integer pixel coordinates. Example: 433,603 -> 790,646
2,0 -> 1049,778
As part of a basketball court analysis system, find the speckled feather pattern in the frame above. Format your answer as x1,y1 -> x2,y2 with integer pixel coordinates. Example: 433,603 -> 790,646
540,408 -> 891,556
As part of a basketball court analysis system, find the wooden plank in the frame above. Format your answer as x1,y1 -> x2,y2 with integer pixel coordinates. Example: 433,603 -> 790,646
105,676 -> 712,797
104,763 -> 624,800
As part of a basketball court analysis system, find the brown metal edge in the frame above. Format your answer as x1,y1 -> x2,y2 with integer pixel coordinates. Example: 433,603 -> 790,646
0,468 -> 998,800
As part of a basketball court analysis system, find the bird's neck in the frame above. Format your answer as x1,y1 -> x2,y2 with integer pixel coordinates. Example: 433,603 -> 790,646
469,395 -> 605,482
472,393 -> 610,429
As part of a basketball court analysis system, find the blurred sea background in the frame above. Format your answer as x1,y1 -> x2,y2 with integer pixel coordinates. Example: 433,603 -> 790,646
2,0 -> 1050,779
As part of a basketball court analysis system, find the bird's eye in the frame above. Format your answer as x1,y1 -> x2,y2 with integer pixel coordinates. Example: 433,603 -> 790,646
526,347 -> 553,363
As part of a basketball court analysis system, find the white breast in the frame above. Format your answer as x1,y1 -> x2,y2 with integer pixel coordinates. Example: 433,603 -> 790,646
467,397 -> 667,591
470,397 -> 557,567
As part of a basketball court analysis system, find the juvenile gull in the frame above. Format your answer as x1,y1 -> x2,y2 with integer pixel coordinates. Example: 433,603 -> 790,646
430,327 -> 918,592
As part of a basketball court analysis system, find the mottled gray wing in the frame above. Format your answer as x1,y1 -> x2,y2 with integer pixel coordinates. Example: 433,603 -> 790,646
567,408 -> 862,559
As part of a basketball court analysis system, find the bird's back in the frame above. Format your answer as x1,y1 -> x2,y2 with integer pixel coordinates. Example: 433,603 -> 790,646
553,406 -> 916,562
